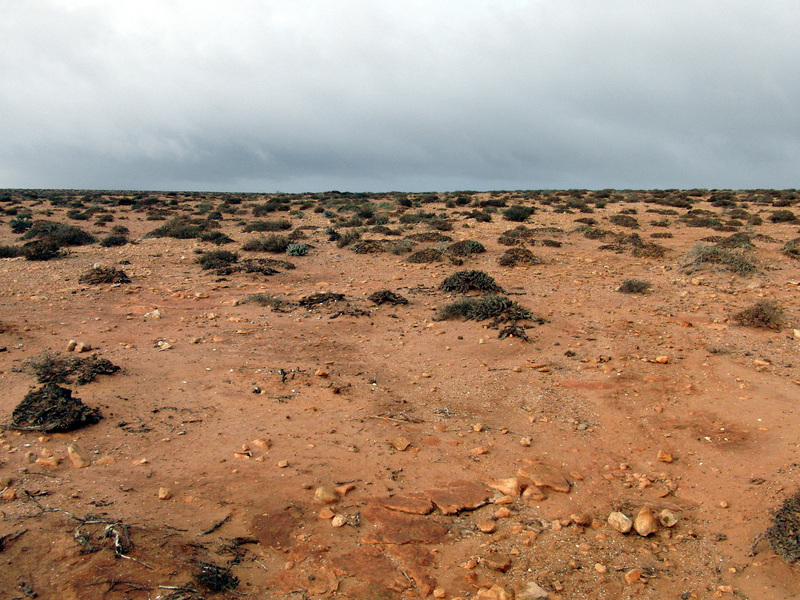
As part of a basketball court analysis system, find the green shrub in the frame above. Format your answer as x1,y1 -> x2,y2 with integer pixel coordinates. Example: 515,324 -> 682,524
440,270 -> 502,294
145,216 -> 205,239
0,244 -> 23,258
435,294 -> 536,322
286,243 -> 309,256
609,214 -> 639,228
502,205 -> 536,222
770,210 -> 797,223
21,221 -> 95,246
782,238 -> 800,259
23,240 -> 61,261
447,240 -> 486,257
498,247 -> 542,267
199,231 -> 234,245
197,249 -> 238,270
243,219 -> 292,232
9,216 -> 32,234
242,234 -> 290,253
99,234 -> 128,248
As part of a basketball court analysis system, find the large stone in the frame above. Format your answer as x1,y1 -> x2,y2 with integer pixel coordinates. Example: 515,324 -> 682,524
608,511 -> 633,533
313,486 -> 339,505
634,507 -> 659,537
424,480 -> 491,514
518,461 -> 571,494
380,494 -> 434,515
487,477 -> 523,497
67,443 -> 90,468
476,584 -> 515,600
361,505 -> 448,544
518,581 -> 550,599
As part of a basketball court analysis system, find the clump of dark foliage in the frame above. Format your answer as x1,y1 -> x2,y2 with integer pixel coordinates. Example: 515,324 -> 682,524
782,238 -> 800,259
299,292 -> 347,307
22,350 -> 121,385
196,249 -> 238,270
765,489 -> 800,563
618,279 -> 652,294
446,240 -> 485,257
407,248 -> 444,263
440,270 -> 503,294
435,294 -> 542,324
242,234 -> 290,253
732,300 -> 784,329
243,293 -> 294,312
21,221 -> 96,246
78,266 -> 131,284
22,239 -> 62,261
682,243 -> 756,276
9,383 -> 102,432
498,247 -> 542,267
368,290 -> 409,305
196,561 -> 239,593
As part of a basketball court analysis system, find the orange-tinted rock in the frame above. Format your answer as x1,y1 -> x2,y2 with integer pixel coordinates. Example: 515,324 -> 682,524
424,480 -> 491,514
361,505 -> 448,544
518,462 -> 571,494
380,494 -> 434,515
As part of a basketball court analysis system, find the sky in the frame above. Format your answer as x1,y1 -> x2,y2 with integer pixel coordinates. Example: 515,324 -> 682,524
1,1 -> 799,193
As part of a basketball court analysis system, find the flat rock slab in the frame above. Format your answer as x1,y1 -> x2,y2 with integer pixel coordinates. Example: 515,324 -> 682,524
251,508 -> 300,549
423,480 -> 491,515
361,505 -> 449,544
518,461 -> 571,494
380,494 -> 434,515
384,543 -> 437,597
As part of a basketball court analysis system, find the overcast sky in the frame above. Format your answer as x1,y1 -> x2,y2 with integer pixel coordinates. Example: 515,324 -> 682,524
1,1 -> 799,193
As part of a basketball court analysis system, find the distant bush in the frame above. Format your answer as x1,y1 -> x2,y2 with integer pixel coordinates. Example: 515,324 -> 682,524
22,240 -> 62,261
770,210 -> 797,223
242,234 -> 290,253
79,266 -> 131,284
407,248 -> 444,263
199,230 -> 234,245
733,300 -> 784,329
9,216 -> 32,234
336,231 -> 360,249
243,219 -> 292,232
502,205 -> 536,222
145,216 -> 205,239
498,247 -> 542,267
782,238 -> 800,259
440,270 -> 502,294
99,234 -> 128,248
0,244 -> 23,258
286,242 -> 309,256
447,240 -> 486,257
21,221 -> 95,246
618,279 -> 651,294
609,214 -> 639,228
197,249 -> 238,270
435,294 -> 536,322
682,243 -> 756,276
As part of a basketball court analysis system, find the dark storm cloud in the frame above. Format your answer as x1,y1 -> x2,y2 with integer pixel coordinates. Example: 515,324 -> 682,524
2,1 -> 799,192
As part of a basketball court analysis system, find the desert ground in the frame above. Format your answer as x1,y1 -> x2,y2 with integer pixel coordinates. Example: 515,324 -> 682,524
1,188 -> 799,600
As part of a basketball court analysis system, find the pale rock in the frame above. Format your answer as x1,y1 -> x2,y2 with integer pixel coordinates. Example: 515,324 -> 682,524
433,589 -> 447,599
653,356 -> 670,364
470,446 -> 489,456
66,340 -> 77,352
277,459 -> 289,468
519,437 -> 532,447
35,456 -> 60,467
331,514 -> 347,528
608,511 -> 633,533
594,563 -> 607,574
1,487 -> 16,502
157,341 -> 172,350
570,513 -> 592,527
67,443 -> 91,468
478,520 -> 497,533
494,507 -> 512,519
314,486 -> 339,505
315,369 -> 329,378
252,438 -> 272,450
487,477 -> 523,497
634,507 -> 659,536
75,342 -> 91,353
658,509 -> 678,527
390,436 -> 411,451
518,581 -> 549,599
144,309 -> 162,319
657,450 -> 674,463
476,584 -> 514,600
158,487 -> 172,500
624,568 -> 642,584
40,448 -> 53,458
335,483 -> 355,497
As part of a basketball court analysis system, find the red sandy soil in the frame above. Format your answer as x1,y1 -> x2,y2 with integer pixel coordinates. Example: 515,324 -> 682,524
1,190 -> 800,599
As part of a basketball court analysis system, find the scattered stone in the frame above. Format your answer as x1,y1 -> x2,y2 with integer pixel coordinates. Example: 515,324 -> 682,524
144,309 -> 162,319
653,356 -> 670,364
518,581 -> 550,599
487,477 -> 523,497
482,553 -> 512,572
470,446 -> 489,456
331,514 -> 347,528
478,520 -> 497,533
433,589 -> 446,599
595,563 -> 608,574
570,513 -> 592,527
318,507 -> 335,519
658,509 -> 679,527
1,487 -> 16,502
476,584 -> 514,600
35,456 -> 60,467
522,485 -> 547,501
494,507 -> 512,519
66,340 -> 77,352
252,438 -> 272,450
719,500 -> 729,509
66,443 -> 90,468
158,487 -> 172,500
314,486 -> 339,505
520,437 -> 532,447
156,341 -> 172,350
634,507 -> 659,536
518,461 -> 571,493
277,460 -> 289,468
315,369 -> 329,378
336,483 -> 355,497
608,511 -> 633,533
390,436 -> 412,451
74,342 -> 92,353
624,568 -> 643,584
657,449 -> 674,463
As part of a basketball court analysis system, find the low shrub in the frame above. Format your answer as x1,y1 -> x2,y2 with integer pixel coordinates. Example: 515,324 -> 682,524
79,266 -> 131,284
498,247 -> 542,267
682,243 -> 756,276
243,219 -> 292,232
770,210 -> 797,223
446,240 -> 486,257
732,300 -> 784,329
197,249 -> 238,270
435,294 -> 537,322
23,240 -> 61,261
0,244 -> 23,258
609,214 -> 639,228
242,234 -> 290,253
286,242 -> 309,256
502,205 -> 536,222
99,233 -> 128,247
440,270 -> 502,294
618,279 -> 651,294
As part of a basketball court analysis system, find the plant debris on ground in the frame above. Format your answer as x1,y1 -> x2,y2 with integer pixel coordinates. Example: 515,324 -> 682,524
368,290 -> 409,305
8,383 -> 102,432
439,270 -> 503,294
21,350 -> 121,385
732,299 -> 784,329
765,489 -> 800,563
78,266 -> 131,284
435,294 -> 541,323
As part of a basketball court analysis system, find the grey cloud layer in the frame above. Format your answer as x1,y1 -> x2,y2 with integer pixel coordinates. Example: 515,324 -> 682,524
2,1 -> 799,191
